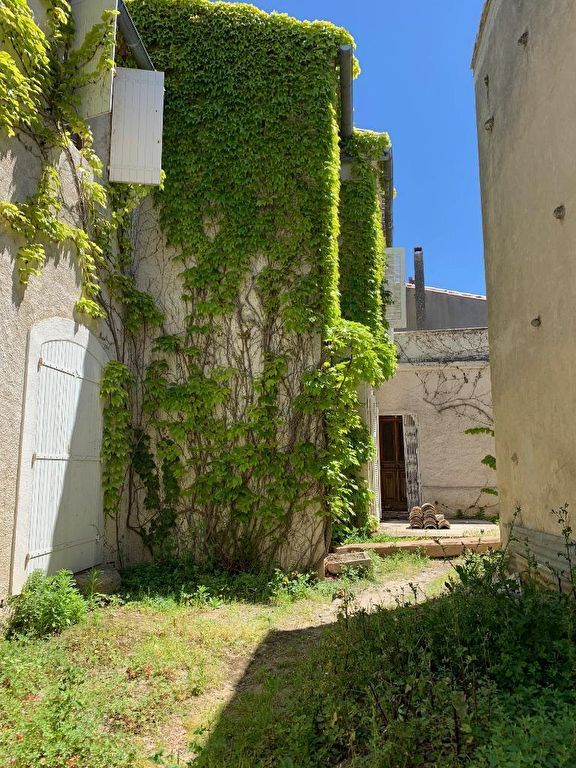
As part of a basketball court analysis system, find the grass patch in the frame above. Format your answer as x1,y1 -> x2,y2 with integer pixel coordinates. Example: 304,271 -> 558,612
179,551 -> 576,768
0,553 -> 434,767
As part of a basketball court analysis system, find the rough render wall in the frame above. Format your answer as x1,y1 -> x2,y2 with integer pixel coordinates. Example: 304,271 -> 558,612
129,201 -> 328,569
0,78 -> 117,596
474,0 -> 576,544
0,129 -> 114,597
374,329 -> 497,518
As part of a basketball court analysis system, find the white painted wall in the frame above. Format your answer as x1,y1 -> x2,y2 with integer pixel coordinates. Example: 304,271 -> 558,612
375,329 -> 497,518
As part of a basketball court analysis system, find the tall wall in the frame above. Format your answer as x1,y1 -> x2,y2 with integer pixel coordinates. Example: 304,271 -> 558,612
0,133 -> 105,599
375,329 -> 497,518
473,0 -> 576,564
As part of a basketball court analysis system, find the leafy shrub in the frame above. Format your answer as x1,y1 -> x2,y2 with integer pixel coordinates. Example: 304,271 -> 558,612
7,570 -> 87,639
269,570 -> 316,603
470,692 -> 576,768
191,550 -> 576,767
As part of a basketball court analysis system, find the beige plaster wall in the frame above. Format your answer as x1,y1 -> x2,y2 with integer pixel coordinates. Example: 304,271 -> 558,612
375,329 -> 497,518
473,0 -> 576,544
0,130 -> 111,598
126,199 -> 328,570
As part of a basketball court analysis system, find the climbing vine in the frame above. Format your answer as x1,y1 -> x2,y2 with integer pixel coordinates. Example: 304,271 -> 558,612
339,129 -> 391,333
1,0 -> 397,571
119,0 -> 397,567
0,0 -> 116,316
333,129 -> 395,534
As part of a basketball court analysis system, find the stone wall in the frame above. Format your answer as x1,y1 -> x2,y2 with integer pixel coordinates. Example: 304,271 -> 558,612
473,0 -> 576,551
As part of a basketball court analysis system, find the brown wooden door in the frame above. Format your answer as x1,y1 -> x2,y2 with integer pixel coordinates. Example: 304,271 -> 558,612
379,415 -> 407,514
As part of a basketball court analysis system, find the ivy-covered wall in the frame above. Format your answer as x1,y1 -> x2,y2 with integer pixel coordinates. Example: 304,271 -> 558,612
115,0 -> 396,569
339,130 -> 391,334
0,0 -> 397,580
337,129 -> 393,532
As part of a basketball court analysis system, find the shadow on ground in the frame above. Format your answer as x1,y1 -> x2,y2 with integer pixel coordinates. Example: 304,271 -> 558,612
191,621 -> 329,767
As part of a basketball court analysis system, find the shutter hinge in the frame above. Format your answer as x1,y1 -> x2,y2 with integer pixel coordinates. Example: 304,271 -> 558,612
38,357 -> 43,370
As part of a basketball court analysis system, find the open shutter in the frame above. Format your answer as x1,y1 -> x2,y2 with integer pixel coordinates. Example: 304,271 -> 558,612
384,247 -> 406,329
403,415 -> 421,512
109,67 -> 164,185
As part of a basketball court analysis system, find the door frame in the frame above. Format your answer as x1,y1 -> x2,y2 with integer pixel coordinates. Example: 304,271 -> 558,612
378,412 -> 421,519
11,318 -> 108,594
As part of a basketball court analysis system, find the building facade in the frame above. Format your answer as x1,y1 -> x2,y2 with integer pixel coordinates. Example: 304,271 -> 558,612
473,0 -> 576,575
371,260 -> 496,520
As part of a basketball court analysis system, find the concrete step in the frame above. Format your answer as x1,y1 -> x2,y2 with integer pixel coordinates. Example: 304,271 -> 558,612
335,535 -> 501,559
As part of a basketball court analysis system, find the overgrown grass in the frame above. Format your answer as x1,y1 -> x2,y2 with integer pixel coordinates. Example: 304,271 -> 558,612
184,550 -> 576,768
0,552 -> 429,767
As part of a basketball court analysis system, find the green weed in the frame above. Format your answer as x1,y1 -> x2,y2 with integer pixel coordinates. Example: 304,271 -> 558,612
7,570 -> 86,639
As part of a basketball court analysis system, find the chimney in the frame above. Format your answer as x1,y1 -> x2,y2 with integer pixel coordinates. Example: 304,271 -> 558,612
414,246 -> 426,329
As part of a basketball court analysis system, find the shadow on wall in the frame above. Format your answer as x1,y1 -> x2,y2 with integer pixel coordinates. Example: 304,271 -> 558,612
11,319 -> 107,593
0,137 -> 81,310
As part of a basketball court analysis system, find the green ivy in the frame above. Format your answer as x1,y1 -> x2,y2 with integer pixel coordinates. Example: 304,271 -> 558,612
0,0 -> 117,317
339,129 -> 391,333
100,361 -> 133,518
333,129 -> 395,534
119,0 -> 396,568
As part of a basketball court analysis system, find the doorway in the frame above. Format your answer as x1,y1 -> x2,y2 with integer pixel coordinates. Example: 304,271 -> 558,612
12,319 -> 107,594
379,415 -> 407,515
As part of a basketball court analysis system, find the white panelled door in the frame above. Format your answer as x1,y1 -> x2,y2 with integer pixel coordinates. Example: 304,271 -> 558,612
12,319 -> 107,593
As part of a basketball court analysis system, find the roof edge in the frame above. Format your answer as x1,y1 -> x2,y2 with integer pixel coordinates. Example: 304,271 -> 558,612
471,0 -> 492,71
405,283 -> 487,301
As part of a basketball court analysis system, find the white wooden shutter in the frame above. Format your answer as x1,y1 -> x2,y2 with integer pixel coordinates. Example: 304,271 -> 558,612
384,247 -> 407,329
109,67 -> 164,185
12,320 -> 107,593
403,415 -> 421,513
71,0 -> 118,119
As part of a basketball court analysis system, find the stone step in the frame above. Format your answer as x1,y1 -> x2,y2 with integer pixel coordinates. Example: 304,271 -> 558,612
335,535 -> 501,559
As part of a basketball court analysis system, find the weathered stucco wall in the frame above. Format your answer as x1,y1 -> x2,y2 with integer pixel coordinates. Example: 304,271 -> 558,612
0,130 -> 107,599
473,0 -> 576,555
375,329 -> 497,518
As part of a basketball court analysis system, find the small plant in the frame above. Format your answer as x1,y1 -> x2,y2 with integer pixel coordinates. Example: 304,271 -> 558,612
269,570 -> 316,603
7,570 -> 87,639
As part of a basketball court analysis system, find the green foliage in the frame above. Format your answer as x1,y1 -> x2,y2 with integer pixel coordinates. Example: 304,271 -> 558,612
115,0 -> 396,566
191,551 -> 576,767
0,0 -> 118,317
465,426 -> 495,437
100,361 -> 133,518
481,453 -> 497,470
466,426 -> 498,496
121,556 -> 319,606
339,129 -> 391,332
7,570 -> 87,639
334,129 -> 395,533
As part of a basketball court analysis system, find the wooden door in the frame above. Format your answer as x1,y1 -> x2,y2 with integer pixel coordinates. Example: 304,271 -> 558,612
379,415 -> 407,514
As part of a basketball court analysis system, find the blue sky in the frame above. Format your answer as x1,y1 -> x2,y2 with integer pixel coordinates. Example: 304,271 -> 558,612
235,0 -> 487,294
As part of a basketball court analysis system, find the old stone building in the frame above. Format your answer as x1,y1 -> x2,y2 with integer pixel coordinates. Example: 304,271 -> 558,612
370,250 -> 496,520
